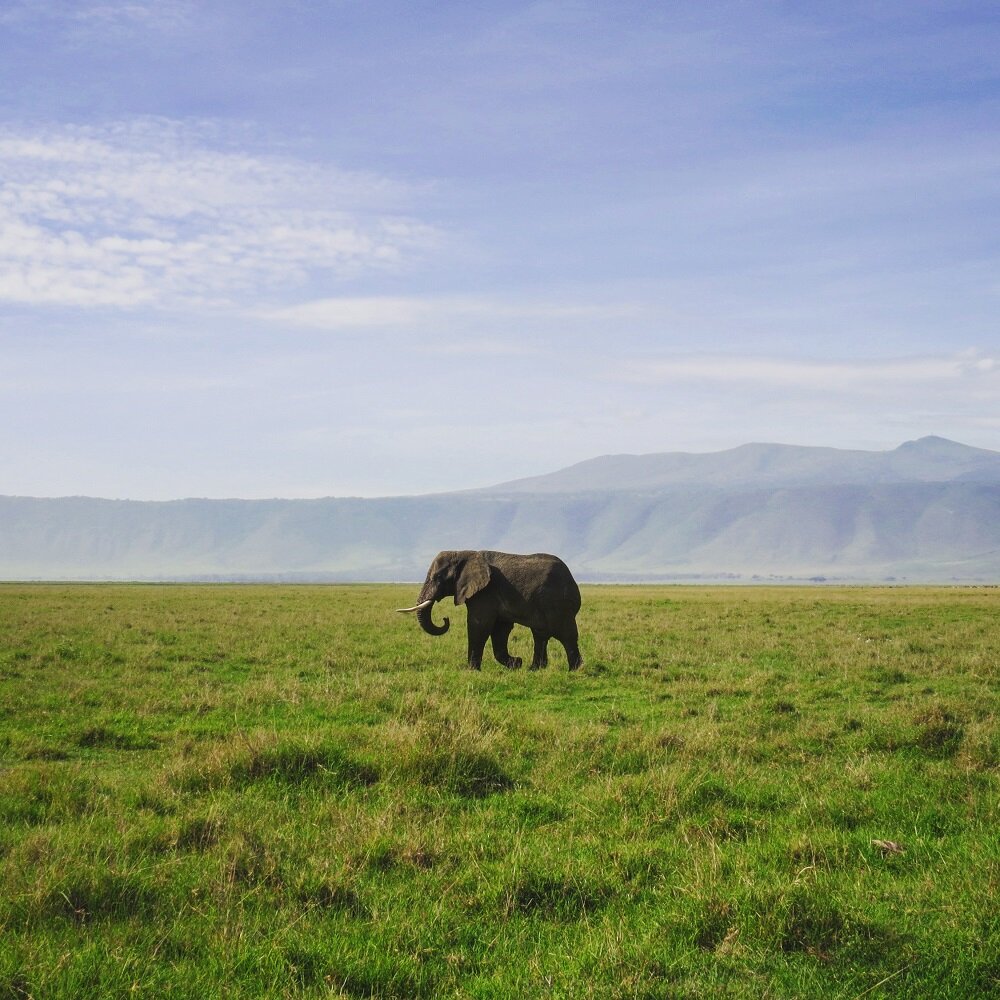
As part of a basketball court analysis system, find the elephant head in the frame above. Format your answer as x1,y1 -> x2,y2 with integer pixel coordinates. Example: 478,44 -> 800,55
396,550 -> 491,636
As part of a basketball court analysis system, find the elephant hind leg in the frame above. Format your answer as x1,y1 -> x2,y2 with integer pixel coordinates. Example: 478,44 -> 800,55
556,620 -> 583,671
530,629 -> 549,670
491,620 -> 521,669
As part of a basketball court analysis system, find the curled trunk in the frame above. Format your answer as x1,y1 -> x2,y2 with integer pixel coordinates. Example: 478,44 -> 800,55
417,600 -> 449,636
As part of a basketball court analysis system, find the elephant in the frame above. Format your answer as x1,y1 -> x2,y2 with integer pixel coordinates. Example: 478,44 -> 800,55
397,550 -> 583,671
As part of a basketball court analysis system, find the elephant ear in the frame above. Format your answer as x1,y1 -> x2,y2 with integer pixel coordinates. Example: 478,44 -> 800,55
455,552 -> 490,605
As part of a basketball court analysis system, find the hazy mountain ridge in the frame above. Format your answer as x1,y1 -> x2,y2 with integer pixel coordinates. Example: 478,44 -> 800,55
485,436 -> 1000,493
3,438 -> 1000,581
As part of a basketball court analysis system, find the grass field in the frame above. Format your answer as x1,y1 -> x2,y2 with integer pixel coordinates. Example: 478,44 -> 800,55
0,583 -> 997,998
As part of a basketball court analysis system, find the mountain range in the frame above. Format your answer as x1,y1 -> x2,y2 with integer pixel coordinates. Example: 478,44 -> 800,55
3,436 -> 1000,582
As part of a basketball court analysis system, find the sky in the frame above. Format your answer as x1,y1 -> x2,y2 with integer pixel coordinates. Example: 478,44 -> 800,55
2,0 -> 999,499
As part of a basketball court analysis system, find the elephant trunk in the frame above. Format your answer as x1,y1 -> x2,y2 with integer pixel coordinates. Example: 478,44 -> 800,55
396,597 -> 450,636
417,600 -> 450,636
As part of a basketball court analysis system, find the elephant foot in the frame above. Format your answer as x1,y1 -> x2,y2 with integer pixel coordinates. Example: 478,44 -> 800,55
468,661 -> 482,671
529,661 -> 547,671
504,656 -> 522,670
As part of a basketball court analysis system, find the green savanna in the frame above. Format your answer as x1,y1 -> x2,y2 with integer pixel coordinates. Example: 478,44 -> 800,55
0,584 -> 997,998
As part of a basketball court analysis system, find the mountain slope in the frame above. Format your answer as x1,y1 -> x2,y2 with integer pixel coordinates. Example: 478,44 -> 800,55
3,478 -> 1000,582
485,437 -> 1000,493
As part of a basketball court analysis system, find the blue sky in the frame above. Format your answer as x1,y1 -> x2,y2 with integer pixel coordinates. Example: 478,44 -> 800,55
2,0 -> 999,498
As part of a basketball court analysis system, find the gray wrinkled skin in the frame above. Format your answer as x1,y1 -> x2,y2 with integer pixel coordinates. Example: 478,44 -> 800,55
408,550 -> 583,671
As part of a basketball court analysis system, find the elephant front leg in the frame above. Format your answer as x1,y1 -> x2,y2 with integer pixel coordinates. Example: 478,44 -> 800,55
491,620 -> 522,669
466,618 -> 490,670
530,629 -> 549,670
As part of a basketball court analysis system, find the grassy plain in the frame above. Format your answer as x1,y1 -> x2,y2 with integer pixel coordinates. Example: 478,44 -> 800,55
0,583 -> 997,999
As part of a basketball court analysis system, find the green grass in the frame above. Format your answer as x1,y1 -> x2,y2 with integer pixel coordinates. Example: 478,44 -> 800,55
0,583 -> 997,998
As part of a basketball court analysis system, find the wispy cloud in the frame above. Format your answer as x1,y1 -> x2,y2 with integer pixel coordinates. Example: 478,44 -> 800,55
0,0 -> 194,33
0,120 -> 436,310
618,351 -> 1000,391
262,295 -> 638,330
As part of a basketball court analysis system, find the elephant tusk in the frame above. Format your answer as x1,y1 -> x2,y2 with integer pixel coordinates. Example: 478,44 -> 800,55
396,599 -> 434,613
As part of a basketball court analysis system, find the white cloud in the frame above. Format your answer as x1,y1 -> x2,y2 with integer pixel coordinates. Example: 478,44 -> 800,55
0,120 -> 436,310
263,296 -> 441,329
0,0 -> 194,33
618,351 -> 1000,391
262,294 -> 639,330
72,1 -> 192,29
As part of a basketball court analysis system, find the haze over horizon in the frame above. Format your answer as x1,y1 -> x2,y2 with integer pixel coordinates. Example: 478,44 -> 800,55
3,2 -> 999,500
5,435 -> 1000,582
5,434 -> 996,501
